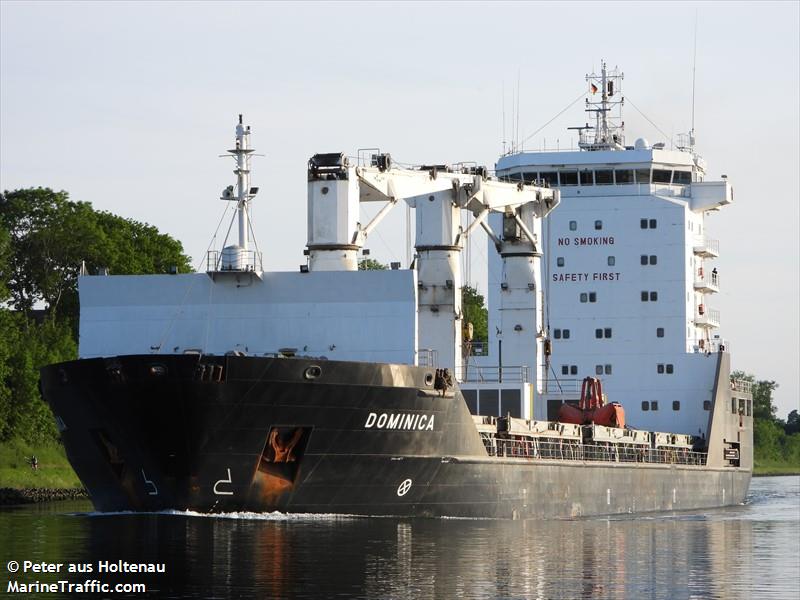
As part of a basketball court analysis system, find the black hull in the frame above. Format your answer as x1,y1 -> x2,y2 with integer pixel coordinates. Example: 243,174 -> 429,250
40,355 -> 751,518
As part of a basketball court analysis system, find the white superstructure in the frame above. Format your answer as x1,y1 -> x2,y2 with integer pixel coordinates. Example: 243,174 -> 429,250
489,62 -> 734,435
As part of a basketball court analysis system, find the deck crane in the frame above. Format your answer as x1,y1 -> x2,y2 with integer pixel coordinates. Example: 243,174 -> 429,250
305,152 -> 559,377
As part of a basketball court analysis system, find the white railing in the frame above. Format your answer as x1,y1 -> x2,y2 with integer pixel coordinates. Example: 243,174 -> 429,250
542,378 -> 583,394
692,338 -> 730,353
206,249 -> 263,273
417,349 -> 438,367
694,270 -> 720,291
457,365 -> 529,383
731,379 -> 753,394
695,307 -> 720,328
483,438 -> 707,466
693,238 -> 720,257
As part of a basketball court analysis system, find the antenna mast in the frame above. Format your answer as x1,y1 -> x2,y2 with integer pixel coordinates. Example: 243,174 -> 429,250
215,114 -> 262,273
690,11 -> 698,150
577,61 -> 625,151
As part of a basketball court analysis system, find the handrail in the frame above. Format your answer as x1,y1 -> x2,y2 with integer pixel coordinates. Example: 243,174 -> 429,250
480,437 -> 707,466
456,365 -> 530,383
206,249 -> 263,273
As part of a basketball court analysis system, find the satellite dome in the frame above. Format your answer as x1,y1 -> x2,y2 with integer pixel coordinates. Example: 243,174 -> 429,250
634,138 -> 650,151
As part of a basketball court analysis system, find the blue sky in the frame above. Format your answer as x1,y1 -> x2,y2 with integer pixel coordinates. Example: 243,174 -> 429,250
1,1 -> 798,417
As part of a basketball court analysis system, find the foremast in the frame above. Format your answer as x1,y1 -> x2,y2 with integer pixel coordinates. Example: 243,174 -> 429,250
211,115 -> 262,273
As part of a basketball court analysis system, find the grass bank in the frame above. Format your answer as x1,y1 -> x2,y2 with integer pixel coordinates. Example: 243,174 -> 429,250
0,437 -> 82,489
753,459 -> 800,477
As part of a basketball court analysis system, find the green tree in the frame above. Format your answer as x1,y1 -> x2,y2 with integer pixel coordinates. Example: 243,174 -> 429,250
785,410 -> 800,436
462,285 -> 488,343
1,188 -> 192,323
358,258 -> 388,270
733,370 -> 799,468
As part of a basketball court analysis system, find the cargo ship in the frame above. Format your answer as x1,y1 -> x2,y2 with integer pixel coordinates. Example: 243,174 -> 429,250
40,66 -> 752,518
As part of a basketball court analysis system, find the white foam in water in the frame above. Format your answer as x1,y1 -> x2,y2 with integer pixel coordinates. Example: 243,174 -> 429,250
75,509 -> 365,521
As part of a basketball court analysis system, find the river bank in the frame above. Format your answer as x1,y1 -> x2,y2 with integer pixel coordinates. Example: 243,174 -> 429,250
753,459 -> 800,476
0,437 -> 82,490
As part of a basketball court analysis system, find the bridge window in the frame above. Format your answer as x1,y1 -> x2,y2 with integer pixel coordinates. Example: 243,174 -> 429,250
580,170 -> 594,185
521,172 -> 537,183
615,169 -> 633,184
673,400 -> 681,411
559,170 -> 578,186
595,169 -> 613,185
651,401 -> 659,411
704,400 -> 711,411
540,172 -> 558,186
641,401 -> 649,411
653,169 -> 672,183
673,170 -> 691,185
635,169 -> 651,184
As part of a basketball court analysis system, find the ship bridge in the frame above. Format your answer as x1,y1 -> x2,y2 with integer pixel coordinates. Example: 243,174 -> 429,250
480,61 -> 736,436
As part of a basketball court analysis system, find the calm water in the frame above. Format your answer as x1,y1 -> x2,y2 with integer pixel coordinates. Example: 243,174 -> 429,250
1,476 -> 798,599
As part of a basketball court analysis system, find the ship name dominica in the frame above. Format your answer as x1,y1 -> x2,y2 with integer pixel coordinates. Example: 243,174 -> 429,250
364,412 -> 435,431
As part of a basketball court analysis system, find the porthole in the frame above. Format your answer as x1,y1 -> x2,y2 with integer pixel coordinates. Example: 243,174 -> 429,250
425,373 -> 434,386
304,365 -> 322,380
321,186 -> 329,195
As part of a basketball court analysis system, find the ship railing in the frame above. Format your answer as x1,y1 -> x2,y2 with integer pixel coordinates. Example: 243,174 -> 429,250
691,338 -> 730,354
731,379 -> 753,394
206,249 -> 263,273
456,365 -> 529,383
693,237 -> 720,257
694,271 -> 720,290
541,378 -> 583,394
485,438 -> 708,466
695,307 -> 720,328
417,349 -> 438,367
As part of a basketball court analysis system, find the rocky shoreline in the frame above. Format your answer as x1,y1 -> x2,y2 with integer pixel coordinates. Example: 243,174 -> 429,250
0,487 -> 88,505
